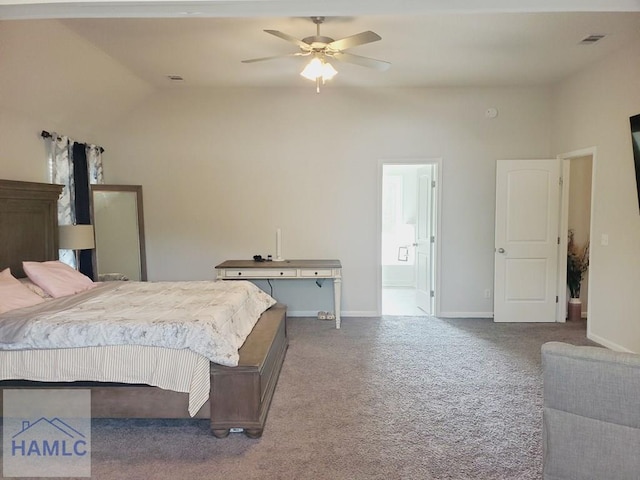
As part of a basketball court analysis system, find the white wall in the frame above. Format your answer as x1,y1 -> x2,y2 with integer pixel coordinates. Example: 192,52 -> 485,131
0,20 -> 152,183
0,110 -> 51,182
552,40 -> 640,352
99,86 -> 552,316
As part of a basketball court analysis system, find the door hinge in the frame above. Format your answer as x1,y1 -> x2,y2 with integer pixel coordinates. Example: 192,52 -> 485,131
557,236 -> 560,245
556,296 -> 559,303
431,180 -> 436,188
559,176 -> 563,187
430,235 -> 435,243
430,290 -> 435,298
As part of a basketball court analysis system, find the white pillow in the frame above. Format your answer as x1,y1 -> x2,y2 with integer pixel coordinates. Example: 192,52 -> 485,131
0,268 -> 46,314
23,261 -> 96,298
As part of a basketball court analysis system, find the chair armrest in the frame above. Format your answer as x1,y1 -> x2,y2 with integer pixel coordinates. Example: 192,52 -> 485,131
541,342 -> 640,480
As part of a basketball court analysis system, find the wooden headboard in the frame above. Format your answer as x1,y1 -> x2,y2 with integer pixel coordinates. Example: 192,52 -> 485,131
0,179 -> 63,278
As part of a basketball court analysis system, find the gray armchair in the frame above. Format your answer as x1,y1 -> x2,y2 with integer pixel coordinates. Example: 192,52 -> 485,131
541,342 -> 640,480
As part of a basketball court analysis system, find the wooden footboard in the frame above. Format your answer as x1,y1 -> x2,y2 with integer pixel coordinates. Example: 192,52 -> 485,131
210,302 -> 288,438
0,304 -> 288,438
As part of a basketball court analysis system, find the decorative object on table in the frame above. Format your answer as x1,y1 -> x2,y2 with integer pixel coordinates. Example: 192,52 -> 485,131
274,228 -> 284,261
58,224 -> 95,271
566,229 -> 589,321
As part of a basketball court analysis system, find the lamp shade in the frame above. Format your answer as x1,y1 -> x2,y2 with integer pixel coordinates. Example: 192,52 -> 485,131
300,57 -> 324,80
58,224 -> 95,250
301,57 -> 338,81
321,61 -> 338,80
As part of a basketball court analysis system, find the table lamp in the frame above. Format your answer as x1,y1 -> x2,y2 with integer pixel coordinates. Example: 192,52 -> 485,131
58,224 -> 95,270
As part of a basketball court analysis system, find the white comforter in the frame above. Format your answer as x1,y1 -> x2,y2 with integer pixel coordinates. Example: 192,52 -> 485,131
0,280 -> 276,367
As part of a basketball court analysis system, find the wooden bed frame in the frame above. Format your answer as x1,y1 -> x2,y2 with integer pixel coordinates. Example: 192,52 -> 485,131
0,179 -> 288,438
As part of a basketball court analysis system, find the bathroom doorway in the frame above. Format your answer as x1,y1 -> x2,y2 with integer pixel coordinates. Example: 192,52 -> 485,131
380,160 -> 440,316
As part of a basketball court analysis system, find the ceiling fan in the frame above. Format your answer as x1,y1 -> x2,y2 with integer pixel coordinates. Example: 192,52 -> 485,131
242,16 -> 391,92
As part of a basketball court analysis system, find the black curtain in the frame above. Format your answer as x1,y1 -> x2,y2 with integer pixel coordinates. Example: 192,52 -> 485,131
72,142 -> 95,280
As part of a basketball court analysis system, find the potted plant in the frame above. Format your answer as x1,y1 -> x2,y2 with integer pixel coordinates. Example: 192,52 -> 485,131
567,229 -> 590,321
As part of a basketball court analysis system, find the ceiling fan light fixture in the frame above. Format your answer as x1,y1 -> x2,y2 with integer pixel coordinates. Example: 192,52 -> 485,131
300,57 -> 338,82
300,57 -> 323,80
322,61 -> 338,80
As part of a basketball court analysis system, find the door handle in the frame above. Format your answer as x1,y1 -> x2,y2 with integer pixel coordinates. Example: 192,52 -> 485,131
497,248 -> 506,254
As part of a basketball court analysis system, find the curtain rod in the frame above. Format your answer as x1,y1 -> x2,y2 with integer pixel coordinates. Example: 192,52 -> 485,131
40,130 -> 105,153
40,130 -> 52,139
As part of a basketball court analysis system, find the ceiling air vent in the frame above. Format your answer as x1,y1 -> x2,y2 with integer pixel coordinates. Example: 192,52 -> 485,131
579,34 -> 606,45
166,75 -> 184,82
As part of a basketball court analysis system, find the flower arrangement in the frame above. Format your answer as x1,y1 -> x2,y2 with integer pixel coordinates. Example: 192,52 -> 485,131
567,229 -> 590,299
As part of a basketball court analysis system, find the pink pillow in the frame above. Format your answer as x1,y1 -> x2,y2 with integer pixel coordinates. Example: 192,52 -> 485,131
19,278 -> 52,298
0,268 -> 45,314
23,261 -> 96,298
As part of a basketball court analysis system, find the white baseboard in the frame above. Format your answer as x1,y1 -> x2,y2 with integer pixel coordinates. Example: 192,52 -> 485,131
287,310 -> 325,318
289,310 -> 496,319
288,310 -> 378,318
587,330 -> 635,353
342,311 -> 379,317
339,311 -> 495,319
437,311 -> 494,319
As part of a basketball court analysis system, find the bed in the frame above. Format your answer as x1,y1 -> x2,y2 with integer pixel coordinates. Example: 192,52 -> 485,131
0,179 -> 288,438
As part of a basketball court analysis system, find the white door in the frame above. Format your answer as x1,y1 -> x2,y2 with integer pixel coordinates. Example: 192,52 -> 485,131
494,159 -> 561,322
416,166 -> 434,314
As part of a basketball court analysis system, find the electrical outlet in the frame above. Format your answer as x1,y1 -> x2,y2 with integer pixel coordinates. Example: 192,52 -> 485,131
484,289 -> 491,298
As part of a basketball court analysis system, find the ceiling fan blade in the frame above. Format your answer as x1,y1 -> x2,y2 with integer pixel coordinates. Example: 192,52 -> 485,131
327,31 -> 381,51
332,52 -> 391,71
264,30 -> 311,50
242,52 -> 307,64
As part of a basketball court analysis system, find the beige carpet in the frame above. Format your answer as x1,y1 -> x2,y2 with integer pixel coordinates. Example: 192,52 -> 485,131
5,316 -> 594,479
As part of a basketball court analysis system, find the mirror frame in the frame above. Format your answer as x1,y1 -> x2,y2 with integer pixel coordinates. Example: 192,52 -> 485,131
90,184 -> 147,281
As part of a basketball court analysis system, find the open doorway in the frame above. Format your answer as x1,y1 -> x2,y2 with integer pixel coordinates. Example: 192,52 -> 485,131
379,160 -> 440,316
559,149 -> 594,324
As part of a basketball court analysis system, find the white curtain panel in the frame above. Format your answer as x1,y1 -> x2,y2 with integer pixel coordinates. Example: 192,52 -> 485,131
86,144 -> 104,184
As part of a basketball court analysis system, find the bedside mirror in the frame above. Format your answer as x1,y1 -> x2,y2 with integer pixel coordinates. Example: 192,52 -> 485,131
90,185 -> 147,281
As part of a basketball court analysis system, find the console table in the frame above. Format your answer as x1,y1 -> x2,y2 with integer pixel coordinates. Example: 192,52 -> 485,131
215,259 -> 342,329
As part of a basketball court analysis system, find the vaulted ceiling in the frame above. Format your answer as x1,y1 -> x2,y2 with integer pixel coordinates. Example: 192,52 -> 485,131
2,0 -> 640,89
